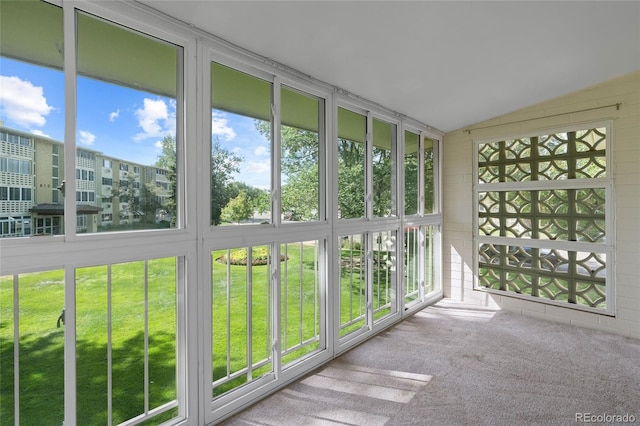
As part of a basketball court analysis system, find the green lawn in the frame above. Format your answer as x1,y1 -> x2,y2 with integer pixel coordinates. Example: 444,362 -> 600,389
0,259 -> 177,426
1,242 -> 397,424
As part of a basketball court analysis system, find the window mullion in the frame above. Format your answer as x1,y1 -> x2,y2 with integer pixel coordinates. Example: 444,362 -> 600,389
272,243 -> 282,378
12,275 -> 19,425
418,133 -> 425,216
63,4 -> 78,425
366,113 -> 373,219
273,79 -> 282,226
246,248 -> 253,383
63,4 -> 77,241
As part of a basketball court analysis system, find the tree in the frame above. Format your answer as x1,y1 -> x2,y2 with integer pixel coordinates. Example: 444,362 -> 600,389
137,181 -> 163,224
221,191 -> 254,224
337,138 -> 365,218
211,139 -> 242,225
155,135 -> 177,226
256,122 -> 320,221
372,146 -> 392,217
155,135 -> 243,226
110,174 -> 162,225
228,181 -> 270,215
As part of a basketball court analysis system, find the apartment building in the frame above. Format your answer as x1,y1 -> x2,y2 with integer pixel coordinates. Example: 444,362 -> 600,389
0,126 -> 171,237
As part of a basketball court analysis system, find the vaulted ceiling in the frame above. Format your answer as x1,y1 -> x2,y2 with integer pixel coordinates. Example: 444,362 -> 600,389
138,1 -> 640,133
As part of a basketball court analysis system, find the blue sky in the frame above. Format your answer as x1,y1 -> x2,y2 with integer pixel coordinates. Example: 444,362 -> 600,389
0,57 -> 270,188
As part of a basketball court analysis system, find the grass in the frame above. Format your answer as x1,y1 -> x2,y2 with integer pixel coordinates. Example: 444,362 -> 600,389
1,259 -> 177,426
1,241 -> 399,423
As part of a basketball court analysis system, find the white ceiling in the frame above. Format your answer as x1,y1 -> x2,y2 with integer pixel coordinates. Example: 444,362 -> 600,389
137,0 -> 640,133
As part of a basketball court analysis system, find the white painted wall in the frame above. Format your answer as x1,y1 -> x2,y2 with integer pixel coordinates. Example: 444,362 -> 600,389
443,71 -> 640,339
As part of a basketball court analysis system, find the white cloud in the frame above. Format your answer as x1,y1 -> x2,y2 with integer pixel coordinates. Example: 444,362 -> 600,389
134,98 -> 175,141
211,111 -> 236,141
31,129 -> 50,138
154,140 -> 164,149
246,160 -> 270,174
0,75 -> 53,128
78,130 -> 96,145
254,146 -> 269,156
109,109 -> 120,122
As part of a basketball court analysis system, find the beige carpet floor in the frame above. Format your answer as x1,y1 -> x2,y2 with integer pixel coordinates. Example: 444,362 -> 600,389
220,300 -> 640,425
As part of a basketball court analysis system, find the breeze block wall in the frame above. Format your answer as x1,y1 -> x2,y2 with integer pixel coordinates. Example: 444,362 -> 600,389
442,71 -> 640,339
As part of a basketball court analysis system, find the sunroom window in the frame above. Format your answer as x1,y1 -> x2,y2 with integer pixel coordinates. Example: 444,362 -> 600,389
76,11 -> 180,233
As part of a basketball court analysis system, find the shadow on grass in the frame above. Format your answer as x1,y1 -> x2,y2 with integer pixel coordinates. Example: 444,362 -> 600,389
0,331 -> 177,426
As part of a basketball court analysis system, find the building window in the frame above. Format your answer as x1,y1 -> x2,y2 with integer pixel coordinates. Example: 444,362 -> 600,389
77,150 -> 95,161
0,158 -> 31,175
0,131 -> 31,146
77,214 -> 87,230
2,186 -> 32,201
34,217 -> 61,236
0,215 -> 31,237
475,124 -> 612,313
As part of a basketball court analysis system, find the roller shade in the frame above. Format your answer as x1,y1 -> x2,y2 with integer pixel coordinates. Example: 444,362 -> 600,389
1,2 -> 178,98
0,1 -> 64,70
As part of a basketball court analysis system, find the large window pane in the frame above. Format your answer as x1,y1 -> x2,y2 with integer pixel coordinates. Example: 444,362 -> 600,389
404,130 -> 419,216
76,12 -> 180,233
424,137 -> 435,214
404,226 -> 420,305
281,87 -> 322,222
372,119 -> 396,218
212,246 -> 273,397
339,234 -> 367,337
0,1 -> 64,238
404,225 -> 436,307
76,258 -> 178,424
337,108 -> 365,220
372,230 -> 396,321
211,63 -> 272,226
0,270 -> 65,425
280,240 -> 322,367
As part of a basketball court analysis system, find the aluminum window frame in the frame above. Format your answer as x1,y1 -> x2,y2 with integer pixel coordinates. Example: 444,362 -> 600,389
0,1 -> 198,424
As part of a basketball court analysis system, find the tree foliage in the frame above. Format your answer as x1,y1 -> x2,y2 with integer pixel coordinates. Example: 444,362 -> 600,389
155,135 -> 177,226
337,138 -> 365,218
257,122 -> 320,221
227,181 -> 270,215
211,139 -> 242,225
221,191 -> 254,224
110,174 -> 163,225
